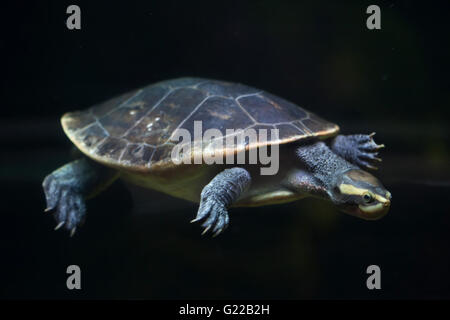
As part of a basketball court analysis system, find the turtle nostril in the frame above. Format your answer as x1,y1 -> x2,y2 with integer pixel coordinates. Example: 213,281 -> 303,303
383,200 -> 391,207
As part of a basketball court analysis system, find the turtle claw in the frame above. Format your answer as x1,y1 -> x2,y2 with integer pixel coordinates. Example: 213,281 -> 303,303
55,221 -> 65,230
42,172 -> 86,234
193,197 -> 230,237
201,225 -> 211,235
212,215 -> 228,237
361,162 -> 378,171
212,229 -> 223,238
190,216 -> 203,223
43,175 -> 60,212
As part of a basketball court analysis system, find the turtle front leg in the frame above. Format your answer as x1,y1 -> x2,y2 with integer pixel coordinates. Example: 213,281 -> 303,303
330,133 -> 384,171
42,158 -> 118,235
191,167 -> 251,236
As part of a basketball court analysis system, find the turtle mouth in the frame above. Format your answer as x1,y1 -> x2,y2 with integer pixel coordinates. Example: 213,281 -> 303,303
339,201 -> 390,220
357,201 -> 390,220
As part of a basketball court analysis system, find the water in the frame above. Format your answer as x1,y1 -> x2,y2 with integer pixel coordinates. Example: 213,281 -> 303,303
1,1 -> 449,299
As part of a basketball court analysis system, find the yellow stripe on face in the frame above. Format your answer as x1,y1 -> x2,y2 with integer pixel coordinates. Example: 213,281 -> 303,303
339,184 -> 389,204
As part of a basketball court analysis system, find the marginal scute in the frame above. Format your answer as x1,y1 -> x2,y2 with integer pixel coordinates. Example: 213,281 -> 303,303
251,124 -> 277,143
275,123 -> 305,140
303,115 -> 337,134
291,120 -> 313,134
303,119 -> 324,132
63,111 -> 95,132
120,143 -> 155,166
152,145 -> 174,164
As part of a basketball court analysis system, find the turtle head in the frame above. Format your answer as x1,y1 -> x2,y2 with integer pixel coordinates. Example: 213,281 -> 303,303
331,169 -> 391,220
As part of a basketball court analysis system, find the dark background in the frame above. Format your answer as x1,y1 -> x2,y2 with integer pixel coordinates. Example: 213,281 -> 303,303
1,0 -> 449,299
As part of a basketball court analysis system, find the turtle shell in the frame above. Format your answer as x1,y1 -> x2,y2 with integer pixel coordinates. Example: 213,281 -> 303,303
62,77 -> 339,172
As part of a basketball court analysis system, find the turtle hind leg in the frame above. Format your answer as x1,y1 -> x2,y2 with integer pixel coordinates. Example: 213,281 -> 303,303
42,158 -> 118,236
191,167 -> 251,237
330,133 -> 384,171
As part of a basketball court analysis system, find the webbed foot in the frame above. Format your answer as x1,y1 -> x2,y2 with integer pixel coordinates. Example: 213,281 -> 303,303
42,169 -> 86,236
331,133 -> 385,171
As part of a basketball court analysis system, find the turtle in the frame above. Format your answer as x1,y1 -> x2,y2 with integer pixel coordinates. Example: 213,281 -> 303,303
42,77 -> 391,236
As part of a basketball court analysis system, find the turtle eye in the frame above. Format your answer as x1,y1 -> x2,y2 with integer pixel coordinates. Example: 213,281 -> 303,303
363,193 -> 373,203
